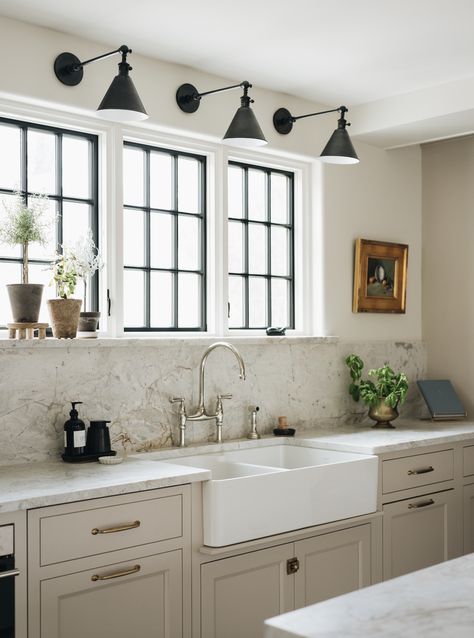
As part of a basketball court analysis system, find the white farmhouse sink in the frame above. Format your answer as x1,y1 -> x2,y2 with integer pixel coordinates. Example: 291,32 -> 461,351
160,444 -> 378,547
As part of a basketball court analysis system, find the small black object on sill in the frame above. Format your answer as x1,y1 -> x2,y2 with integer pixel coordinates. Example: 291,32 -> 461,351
266,327 -> 286,336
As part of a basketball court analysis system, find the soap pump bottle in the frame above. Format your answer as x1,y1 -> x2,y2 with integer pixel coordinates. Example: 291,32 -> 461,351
63,402 -> 86,459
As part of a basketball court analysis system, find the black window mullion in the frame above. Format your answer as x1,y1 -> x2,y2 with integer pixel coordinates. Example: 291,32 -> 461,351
56,132 -> 63,251
266,170 -> 272,328
173,154 -> 179,329
243,167 -> 250,329
144,149 -> 151,329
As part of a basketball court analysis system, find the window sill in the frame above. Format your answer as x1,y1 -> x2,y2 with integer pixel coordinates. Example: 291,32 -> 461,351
0,334 -> 339,350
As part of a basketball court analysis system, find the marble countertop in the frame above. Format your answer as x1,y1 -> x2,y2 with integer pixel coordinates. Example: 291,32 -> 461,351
2,419 -> 474,514
264,553 -> 474,637
0,457 -> 210,514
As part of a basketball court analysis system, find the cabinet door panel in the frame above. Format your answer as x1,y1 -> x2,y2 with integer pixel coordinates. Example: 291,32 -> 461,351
40,550 -> 182,638
463,483 -> 474,553
201,544 -> 294,638
383,489 -> 460,580
294,524 -> 371,609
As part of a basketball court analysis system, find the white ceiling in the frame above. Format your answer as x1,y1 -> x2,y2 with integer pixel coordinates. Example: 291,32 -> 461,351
1,0 -> 474,107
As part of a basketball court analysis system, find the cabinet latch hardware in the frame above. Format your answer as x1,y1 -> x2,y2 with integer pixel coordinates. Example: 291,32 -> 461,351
407,466 -> 434,475
91,564 -> 141,582
408,498 -> 435,509
287,557 -> 300,575
91,520 -> 141,535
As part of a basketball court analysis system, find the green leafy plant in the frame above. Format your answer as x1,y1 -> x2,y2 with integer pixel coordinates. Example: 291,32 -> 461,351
51,250 -> 78,299
345,354 -> 409,409
0,191 -> 51,283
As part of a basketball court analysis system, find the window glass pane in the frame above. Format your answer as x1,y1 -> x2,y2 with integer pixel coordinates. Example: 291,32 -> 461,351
0,263 -> 21,324
229,276 -> 244,328
0,193 -> 22,258
178,156 -> 199,214
228,165 -> 244,218
124,270 -> 145,327
123,146 -> 145,206
248,223 -> 267,274
248,169 -> 266,221
150,212 -> 173,269
123,209 -> 145,267
271,226 -> 289,277
28,129 -> 57,194
150,271 -> 173,327
178,216 -> 200,271
28,262 -> 65,323
248,277 -> 266,327
178,272 -> 200,327
150,152 -> 173,210
28,199 -> 57,261
271,173 -> 289,224
228,221 -> 244,273
271,279 -> 289,327
0,125 -> 20,190
63,136 -> 91,199
62,202 -> 90,247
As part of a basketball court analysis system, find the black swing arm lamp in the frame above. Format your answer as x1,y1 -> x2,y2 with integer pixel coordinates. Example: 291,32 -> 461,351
54,45 -> 148,122
273,105 -> 359,164
176,80 -> 267,147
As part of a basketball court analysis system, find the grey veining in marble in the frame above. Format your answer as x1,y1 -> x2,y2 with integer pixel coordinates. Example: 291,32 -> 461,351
0,337 -> 426,464
0,458 -> 210,513
265,553 -> 474,638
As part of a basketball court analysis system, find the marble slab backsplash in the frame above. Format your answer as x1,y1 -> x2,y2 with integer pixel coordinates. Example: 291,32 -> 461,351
0,338 -> 426,465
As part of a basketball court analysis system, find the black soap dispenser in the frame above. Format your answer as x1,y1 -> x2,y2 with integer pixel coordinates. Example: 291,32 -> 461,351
63,402 -> 86,461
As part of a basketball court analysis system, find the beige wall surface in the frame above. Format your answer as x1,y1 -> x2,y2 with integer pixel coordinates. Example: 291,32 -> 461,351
422,136 -> 474,414
0,15 -> 423,341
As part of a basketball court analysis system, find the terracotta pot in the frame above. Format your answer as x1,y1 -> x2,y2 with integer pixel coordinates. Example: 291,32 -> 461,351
78,311 -> 101,337
47,299 -> 82,339
368,399 -> 399,429
7,284 -> 44,322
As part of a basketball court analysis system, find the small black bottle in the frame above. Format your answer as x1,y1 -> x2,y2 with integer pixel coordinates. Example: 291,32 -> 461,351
63,402 -> 86,459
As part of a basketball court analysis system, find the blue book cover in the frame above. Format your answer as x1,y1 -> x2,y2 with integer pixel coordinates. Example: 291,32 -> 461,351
417,380 -> 467,419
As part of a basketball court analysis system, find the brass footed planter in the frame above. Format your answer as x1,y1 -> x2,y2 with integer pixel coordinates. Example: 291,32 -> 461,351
47,299 -> 82,339
368,399 -> 399,429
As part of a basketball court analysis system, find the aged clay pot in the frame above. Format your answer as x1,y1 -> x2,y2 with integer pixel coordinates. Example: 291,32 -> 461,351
47,299 -> 82,339
78,311 -> 101,336
7,284 -> 44,323
368,399 -> 399,429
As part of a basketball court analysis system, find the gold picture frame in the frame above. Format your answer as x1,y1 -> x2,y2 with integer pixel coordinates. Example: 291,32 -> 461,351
353,239 -> 408,313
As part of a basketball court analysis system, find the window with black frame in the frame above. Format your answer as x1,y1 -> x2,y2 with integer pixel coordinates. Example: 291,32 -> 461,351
0,118 -> 99,327
123,142 -> 206,331
228,161 -> 295,330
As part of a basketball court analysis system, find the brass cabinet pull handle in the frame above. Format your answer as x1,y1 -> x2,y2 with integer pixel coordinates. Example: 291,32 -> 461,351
91,564 -> 141,582
407,466 -> 434,475
91,520 -> 140,535
408,498 -> 435,509
0,569 -> 20,580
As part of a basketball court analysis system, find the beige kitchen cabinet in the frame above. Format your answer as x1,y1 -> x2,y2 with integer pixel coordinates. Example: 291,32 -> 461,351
383,489 -> 460,580
463,483 -> 474,553
201,543 -> 295,638
200,524 -> 372,638
39,549 -> 183,638
28,485 -> 191,638
294,524 -> 371,608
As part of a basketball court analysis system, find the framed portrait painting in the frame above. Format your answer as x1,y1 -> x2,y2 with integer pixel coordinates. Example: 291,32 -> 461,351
353,239 -> 408,313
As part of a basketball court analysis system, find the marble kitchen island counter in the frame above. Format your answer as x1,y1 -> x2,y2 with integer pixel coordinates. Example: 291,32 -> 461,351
265,553 -> 474,637
0,457 -> 210,513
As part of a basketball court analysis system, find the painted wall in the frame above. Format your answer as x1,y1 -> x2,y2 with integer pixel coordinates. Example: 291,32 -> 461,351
0,15 -> 423,341
422,136 -> 474,415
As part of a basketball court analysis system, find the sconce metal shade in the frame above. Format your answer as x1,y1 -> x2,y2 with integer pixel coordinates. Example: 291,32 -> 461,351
223,104 -> 267,148
320,127 -> 359,164
96,63 -> 148,122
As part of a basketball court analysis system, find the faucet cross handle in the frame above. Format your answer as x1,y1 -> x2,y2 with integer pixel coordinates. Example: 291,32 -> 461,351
218,394 -> 233,401
170,397 -> 185,407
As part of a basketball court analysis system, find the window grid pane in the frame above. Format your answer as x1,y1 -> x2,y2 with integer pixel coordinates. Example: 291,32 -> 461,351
0,118 -> 99,327
228,162 -> 294,330
123,142 -> 206,331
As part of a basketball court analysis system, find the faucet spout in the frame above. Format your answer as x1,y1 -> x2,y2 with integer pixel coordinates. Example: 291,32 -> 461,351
195,342 -> 246,415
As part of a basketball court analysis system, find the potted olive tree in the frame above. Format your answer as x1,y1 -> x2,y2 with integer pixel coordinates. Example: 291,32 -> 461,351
345,354 -> 409,428
72,230 -> 103,336
48,250 -> 82,339
0,191 -> 50,323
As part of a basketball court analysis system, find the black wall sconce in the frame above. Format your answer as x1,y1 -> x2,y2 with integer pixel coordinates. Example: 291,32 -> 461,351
54,45 -> 148,123
273,106 -> 359,164
176,81 -> 267,148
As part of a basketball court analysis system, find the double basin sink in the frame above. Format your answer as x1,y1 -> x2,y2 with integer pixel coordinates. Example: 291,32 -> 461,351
146,443 -> 378,546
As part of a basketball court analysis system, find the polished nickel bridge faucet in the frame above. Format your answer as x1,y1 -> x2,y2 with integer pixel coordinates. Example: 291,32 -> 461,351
170,342 -> 246,447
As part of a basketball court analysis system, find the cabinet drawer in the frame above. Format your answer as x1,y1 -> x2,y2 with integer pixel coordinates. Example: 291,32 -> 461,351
39,494 -> 183,566
382,449 -> 453,494
464,446 -> 474,477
